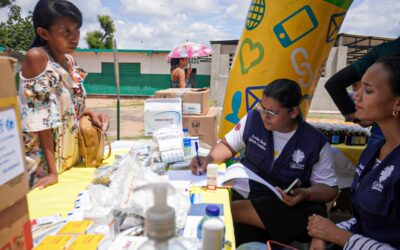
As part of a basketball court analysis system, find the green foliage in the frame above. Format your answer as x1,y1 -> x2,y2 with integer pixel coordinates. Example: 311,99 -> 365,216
85,15 -> 116,49
0,4 -> 34,51
0,0 -> 14,8
86,30 -> 104,48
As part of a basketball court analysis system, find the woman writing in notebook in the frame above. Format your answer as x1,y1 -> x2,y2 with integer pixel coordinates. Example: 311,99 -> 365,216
190,79 -> 338,246
20,0 -> 108,189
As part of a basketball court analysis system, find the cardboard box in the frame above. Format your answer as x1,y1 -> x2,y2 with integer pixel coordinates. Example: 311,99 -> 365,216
183,107 -> 218,146
155,88 -> 210,115
0,57 -> 29,212
144,98 -> 182,136
0,197 -> 33,250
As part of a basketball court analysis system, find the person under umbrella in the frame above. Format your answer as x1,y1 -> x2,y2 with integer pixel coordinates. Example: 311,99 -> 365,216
167,42 -> 212,88
170,57 -> 192,88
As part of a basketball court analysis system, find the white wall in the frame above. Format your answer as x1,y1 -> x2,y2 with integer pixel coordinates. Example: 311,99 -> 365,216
73,51 -> 211,75
210,43 -> 238,106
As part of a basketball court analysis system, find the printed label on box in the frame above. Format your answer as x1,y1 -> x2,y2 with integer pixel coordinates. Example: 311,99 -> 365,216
144,98 -> 182,136
183,103 -> 201,115
0,108 -> 25,185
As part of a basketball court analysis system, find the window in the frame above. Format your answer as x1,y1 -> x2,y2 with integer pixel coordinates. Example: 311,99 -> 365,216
101,63 -> 114,76
101,62 -> 141,77
120,63 -> 140,77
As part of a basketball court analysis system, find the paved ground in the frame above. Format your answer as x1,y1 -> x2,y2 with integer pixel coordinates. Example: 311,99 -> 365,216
86,97 -> 346,142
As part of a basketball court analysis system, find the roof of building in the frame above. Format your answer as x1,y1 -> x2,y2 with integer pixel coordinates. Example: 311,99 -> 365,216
335,33 -> 396,64
0,46 -> 170,54
74,48 -> 170,55
210,33 -> 397,64
210,40 -> 239,45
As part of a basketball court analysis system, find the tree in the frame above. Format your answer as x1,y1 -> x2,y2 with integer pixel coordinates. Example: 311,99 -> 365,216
0,0 -> 14,8
0,4 -> 34,51
85,15 -> 115,49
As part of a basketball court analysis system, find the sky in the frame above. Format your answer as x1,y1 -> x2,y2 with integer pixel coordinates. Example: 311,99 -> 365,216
1,0 -> 399,50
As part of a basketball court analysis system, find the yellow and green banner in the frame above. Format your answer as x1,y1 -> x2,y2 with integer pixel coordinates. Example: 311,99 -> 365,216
219,0 -> 353,137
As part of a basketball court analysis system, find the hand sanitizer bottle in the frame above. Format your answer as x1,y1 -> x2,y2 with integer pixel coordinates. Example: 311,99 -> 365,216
138,183 -> 188,250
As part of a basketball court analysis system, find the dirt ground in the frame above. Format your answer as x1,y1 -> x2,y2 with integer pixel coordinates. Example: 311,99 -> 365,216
85,97 -> 146,141
86,97 -> 346,142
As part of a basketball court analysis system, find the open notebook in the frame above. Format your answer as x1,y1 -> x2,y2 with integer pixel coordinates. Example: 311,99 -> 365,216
222,163 -> 282,200
167,163 -> 282,200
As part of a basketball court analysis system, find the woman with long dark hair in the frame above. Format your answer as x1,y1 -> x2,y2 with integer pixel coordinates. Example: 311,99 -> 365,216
20,0 -> 108,189
191,79 -> 338,246
308,56 -> 400,250
170,57 -> 192,88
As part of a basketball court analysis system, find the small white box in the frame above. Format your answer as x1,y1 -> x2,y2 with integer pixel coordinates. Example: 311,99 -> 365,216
144,98 -> 182,136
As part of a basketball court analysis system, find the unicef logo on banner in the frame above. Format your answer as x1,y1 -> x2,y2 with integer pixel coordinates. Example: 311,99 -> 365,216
246,0 -> 265,30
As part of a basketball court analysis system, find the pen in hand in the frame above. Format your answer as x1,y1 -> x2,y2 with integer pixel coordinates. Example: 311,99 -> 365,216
195,141 -> 203,175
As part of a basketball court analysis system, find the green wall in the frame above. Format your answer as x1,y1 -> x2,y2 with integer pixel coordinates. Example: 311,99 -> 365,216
13,55 -> 211,95
83,73 -> 211,96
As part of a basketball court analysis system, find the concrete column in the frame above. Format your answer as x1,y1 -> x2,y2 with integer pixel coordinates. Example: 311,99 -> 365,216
210,44 -> 231,107
324,47 -> 337,78
210,44 -> 221,105
336,46 -> 348,72
310,77 -> 340,112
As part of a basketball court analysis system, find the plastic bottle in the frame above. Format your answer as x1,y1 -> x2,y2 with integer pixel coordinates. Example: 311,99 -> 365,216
345,127 -> 354,145
354,127 -> 361,145
197,205 -> 225,245
201,219 -> 225,250
138,183 -> 188,250
183,128 -> 189,137
360,128 -> 369,145
331,125 -> 340,144
183,128 -> 192,159
339,125 -> 347,144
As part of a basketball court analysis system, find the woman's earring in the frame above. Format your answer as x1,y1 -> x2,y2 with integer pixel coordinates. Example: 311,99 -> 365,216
393,110 -> 399,117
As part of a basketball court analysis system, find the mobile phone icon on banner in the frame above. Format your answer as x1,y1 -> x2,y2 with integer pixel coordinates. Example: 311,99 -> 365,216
273,5 -> 318,48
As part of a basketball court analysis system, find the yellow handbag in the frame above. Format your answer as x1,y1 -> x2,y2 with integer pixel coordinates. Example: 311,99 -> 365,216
78,116 -> 111,167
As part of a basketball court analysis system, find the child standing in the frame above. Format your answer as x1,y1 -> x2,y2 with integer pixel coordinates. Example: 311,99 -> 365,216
20,0 -> 108,189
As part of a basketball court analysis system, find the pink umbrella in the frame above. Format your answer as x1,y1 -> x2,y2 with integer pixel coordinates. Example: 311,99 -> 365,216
166,42 -> 213,60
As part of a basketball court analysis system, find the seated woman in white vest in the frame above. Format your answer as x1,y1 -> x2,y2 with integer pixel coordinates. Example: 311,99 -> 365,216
307,56 -> 400,250
190,79 -> 338,246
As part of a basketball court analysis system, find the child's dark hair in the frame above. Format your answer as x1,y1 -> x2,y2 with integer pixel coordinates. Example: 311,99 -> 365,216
375,56 -> 400,96
31,0 -> 82,48
170,58 -> 180,71
263,79 -> 302,108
